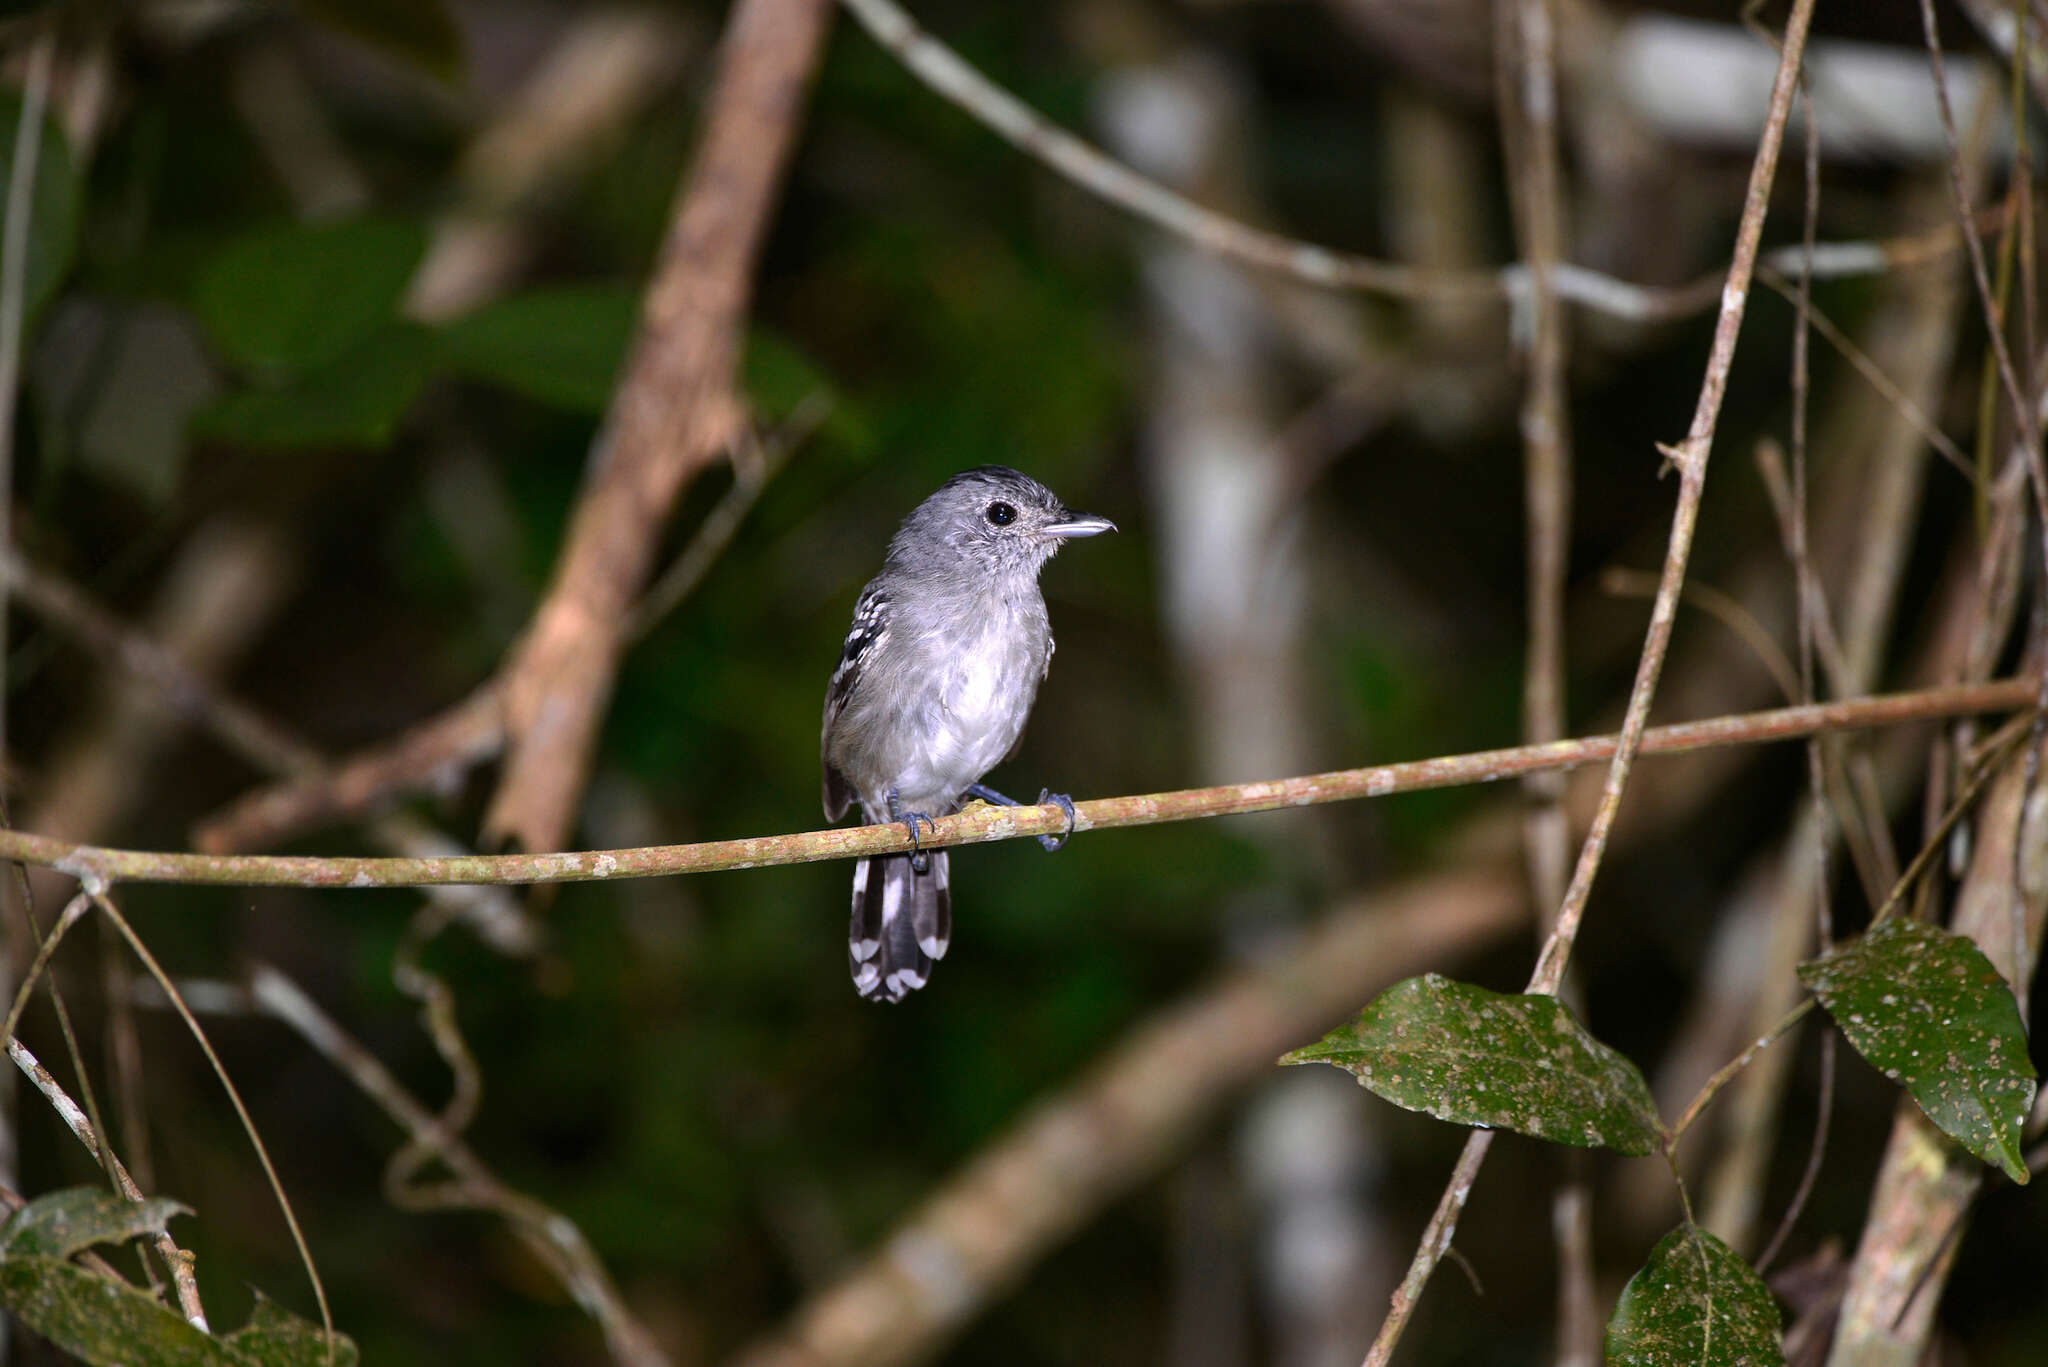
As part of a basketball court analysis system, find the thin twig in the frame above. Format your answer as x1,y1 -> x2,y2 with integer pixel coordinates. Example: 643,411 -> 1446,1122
839,0 -> 1990,325
1600,566 -> 1801,706
239,965 -> 671,1367
0,549 -> 543,953
1667,1000 -> 1816,1144
86,888 -> 331,1345
1755,270 -> 1973,479
1364,2 -> 1819,1359
625,392 -> 827,641
1919,0 -> 2048,580
1495,2 -> 1590,1361
1503,0 -> 1574,920
0,891 -> 89,1046
0,547 -> 321,776
486,0 -> 835,855
1754,1029 -> 1834,1273
1525,0 -> 1816,993
0,679 -> 2020,890
1918,4 -> 2048,1020
7,1034 -> 207,1329
1779,72 -> 1844,1288
189,682 -> 503,853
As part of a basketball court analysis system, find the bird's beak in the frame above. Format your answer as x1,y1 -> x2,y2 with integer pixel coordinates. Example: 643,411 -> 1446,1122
1043,512 -> 1117,538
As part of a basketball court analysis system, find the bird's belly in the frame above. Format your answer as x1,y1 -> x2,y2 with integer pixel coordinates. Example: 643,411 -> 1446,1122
884,651 -> 1033,811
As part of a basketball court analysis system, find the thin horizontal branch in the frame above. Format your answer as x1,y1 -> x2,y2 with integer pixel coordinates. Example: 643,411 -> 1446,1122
839,0 -> 1994,323
0,678 -> 2029,891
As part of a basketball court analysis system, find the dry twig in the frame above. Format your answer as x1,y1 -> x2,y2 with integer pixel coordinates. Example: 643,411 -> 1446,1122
1364,1 -> 1819,1359
841,0 -> 1988,325
243,966 -> 670,1367
485,0 -> 835,855
0,680 -> 2024,891
1494,2 -> 1591,1361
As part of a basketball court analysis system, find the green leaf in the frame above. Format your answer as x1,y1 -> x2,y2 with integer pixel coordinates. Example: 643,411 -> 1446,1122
436,284 -> 638,413
0,1187 -> 190,1259
302,0 -> 463,82
1281,974 -> 1664,1154
0,90 -> 81,331
194,324 -> 432,449
1799,918 -> 2037,1183
194,218 -> 426,375
224,1294 -> 359,1367
0,1255 -> 246,1366
1606,1224 -> 1784,1367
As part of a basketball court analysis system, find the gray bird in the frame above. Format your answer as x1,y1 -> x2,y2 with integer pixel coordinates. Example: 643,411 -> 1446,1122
822,467 -> 1116,1002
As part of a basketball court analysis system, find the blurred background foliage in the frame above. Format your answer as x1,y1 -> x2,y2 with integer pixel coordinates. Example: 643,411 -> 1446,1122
0,0 -> 2045,1365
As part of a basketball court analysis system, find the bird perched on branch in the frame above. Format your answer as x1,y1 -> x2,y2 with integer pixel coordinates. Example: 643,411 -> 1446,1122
822,466 -> 1116,1002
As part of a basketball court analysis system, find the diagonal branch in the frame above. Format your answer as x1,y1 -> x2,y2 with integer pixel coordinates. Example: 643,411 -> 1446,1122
0,678 -> 2027,891
192,682 -> 504,854
726,866 -> 1530,1367
840,0 -> 1992,324
484,0 -> 834,855
1364,0 -> 1820,1361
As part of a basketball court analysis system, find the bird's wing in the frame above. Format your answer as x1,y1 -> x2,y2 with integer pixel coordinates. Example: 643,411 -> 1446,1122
822,583 -> 890,820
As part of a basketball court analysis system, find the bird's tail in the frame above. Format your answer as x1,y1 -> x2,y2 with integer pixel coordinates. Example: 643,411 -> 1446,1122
849,851 -> 951,1002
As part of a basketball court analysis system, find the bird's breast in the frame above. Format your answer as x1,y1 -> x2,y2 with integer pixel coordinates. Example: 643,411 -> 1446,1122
882,595 -> 1048,809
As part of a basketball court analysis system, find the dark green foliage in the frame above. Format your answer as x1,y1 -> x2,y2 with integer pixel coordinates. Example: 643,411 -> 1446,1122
194,325 -> 433,449
0,1257 -> 238,1366
0,91 -> 79,331
0,1191 -> 354,1367
1281,974 -> 1665,1155
194,218 -> 426,376
1799,918 -> 2037,1183
1605,1224 -> 1783,1367
222,1295 -> 361,1367
0,1186 -> 188,1259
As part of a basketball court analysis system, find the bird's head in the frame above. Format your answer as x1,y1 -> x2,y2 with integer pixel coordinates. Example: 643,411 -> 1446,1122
890,466 -> 1116,580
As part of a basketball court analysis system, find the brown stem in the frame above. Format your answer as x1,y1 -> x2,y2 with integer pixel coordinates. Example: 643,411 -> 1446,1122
484,0 -> 835,854
1495,1 -> 1588,1361
7,1034 -> 208,1330
1366,1 -> 1820,1359
840,0 -> 1995,324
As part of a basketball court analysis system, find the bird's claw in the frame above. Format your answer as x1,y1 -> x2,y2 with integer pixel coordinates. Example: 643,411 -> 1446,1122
961,783 -> 1075,852
887,789 -> 938,873
1036,790 -> 1076,852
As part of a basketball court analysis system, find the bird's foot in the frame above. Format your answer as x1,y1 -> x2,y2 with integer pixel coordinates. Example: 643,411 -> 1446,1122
1035,790 -> 1076,851
886,788 -> 939,874
963,783 -> 1076,852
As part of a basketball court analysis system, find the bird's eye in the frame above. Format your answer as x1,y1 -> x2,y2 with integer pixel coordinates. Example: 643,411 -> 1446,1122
985,501 -> 1017,527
